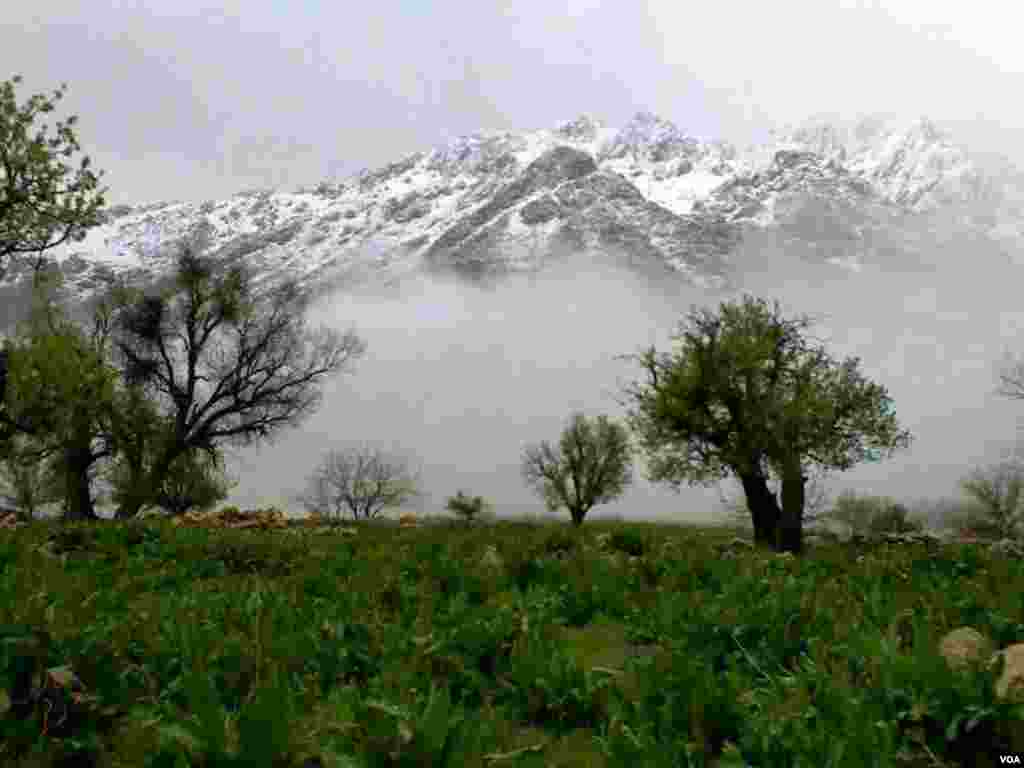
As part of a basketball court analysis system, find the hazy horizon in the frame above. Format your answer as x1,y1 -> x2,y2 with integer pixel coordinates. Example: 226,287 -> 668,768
209,216 -> 1024,525
5,2 -> 1024,526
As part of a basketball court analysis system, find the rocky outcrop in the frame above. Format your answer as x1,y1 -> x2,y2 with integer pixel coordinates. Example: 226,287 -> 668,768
936,626 -> 1024,754
423,145 -> 597,272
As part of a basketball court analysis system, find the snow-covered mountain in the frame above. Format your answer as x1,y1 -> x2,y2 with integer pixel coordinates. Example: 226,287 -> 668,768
3,110 -> 1021,320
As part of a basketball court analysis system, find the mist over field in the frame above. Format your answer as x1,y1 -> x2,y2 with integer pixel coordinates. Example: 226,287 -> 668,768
218,217 -> 1024,523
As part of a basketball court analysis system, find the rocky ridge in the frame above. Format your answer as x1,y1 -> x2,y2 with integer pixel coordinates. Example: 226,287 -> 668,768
3,110 -> 1021,321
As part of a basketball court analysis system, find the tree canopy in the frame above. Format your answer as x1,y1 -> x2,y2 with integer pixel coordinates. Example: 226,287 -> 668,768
0,74 -> 108,275
0,269 -> 128,520
618,294 -> 912,553
521,411 -> 633,526
0,74 -> 108,459
94,238 -> 368,519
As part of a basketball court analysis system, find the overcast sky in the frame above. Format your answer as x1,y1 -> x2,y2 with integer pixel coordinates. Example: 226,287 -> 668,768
5,1 -> 1024,206
6,2 -> 1024,526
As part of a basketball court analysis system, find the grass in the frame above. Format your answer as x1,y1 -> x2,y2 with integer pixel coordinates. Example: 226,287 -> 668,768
1,504 -> 1023,767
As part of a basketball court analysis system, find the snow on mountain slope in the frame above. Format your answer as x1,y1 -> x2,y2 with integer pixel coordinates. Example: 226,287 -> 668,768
4,110 -> 1022,317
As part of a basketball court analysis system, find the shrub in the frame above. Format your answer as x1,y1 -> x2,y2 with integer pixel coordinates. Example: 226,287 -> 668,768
828,491 -> 922,536
445,490 -> 491,526
868,502 -> 922,535
543,530 -> 577,556
608,530 -> 646,557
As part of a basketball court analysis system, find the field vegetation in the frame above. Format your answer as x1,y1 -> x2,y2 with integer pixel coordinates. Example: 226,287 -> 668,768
3,492 -> 1024,767
3,73 -> 1024,767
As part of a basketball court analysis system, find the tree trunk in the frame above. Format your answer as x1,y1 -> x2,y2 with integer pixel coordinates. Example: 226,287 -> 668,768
60,445 -> 100,522
739,470 -> 782,548
570,506 -> 586,526
778,458 -> 806,555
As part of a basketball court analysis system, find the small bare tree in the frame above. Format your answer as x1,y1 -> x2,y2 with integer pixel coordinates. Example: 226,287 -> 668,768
292,444 -> 423,522
521,411 -> 633,526
958,460 -> 1024,541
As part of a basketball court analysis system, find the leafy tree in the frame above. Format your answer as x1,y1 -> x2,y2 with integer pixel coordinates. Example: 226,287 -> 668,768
521,411 -> 633,526
94,392 -> 165,518
445,490 -> 493,526
104,438 -> 236,519
154,446 -> 237,517
958,461 -> 1024,541
0,74 -> 107,278
94,237 -> 366,519
291,444 -> 423,521
0,431 -> 65,521
0,74 -> 107,456
617,294 -> 913,554
0,269 -> 126,521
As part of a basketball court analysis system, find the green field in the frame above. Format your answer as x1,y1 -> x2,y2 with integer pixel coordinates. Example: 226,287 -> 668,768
2,508 -> 1024,767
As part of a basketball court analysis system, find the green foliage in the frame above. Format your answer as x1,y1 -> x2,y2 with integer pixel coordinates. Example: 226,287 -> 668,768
827,490 -> 922,536
608,530 -> 646,557
543,529 -> 579,556
1,506 -> 1023,766
618,294 -> 913,531
0,432 -> 64,520
505,624 -> 609,733
0,75 -> 107,276
151,446 -> 237,517
0,277 -> 130,519
522,412 -> 633,527
867,501 -> 922,535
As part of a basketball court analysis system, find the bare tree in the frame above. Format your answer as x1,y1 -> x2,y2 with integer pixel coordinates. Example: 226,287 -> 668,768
291,444 -> 423,521
521,411 -> 633,526
95,238 -> 367,519
959,460 -> 1024,541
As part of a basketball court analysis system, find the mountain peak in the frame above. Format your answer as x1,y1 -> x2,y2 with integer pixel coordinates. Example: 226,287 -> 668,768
553,114 -> 605,142
598,110 -> 710,164
618,110 -> 685,142
8,107 -> 1022,320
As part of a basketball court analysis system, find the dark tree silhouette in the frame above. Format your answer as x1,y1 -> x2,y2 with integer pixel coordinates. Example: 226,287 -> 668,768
96,238 -> 367,519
